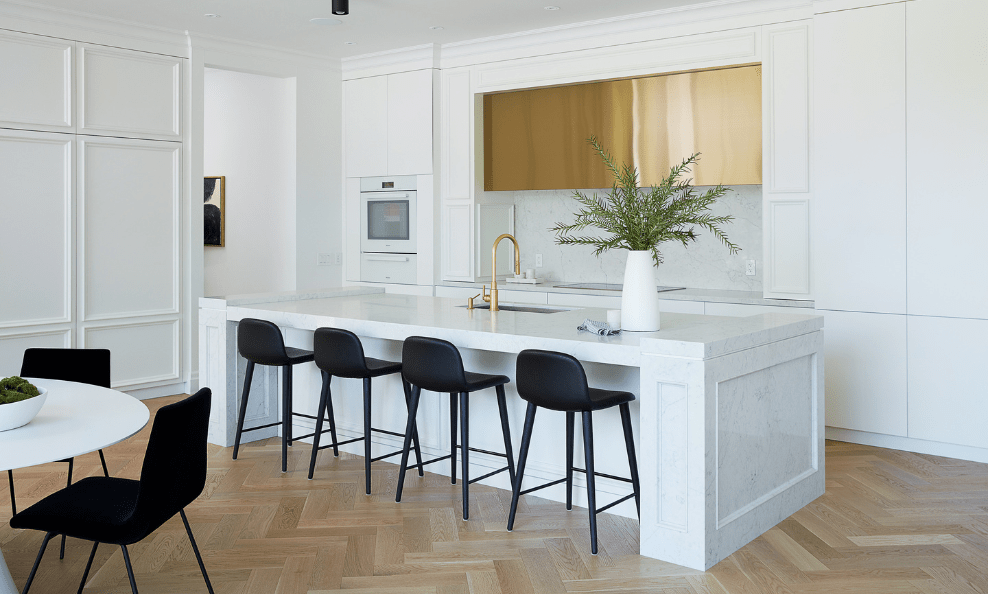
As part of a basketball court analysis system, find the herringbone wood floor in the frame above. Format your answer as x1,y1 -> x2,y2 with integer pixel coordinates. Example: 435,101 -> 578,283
4,396 -> 988,593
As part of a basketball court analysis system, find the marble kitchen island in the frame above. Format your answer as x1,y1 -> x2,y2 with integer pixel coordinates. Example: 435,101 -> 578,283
199,287 -> 824,570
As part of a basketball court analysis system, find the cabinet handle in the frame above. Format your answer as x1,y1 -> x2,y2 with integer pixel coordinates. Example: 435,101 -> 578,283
365,255 -> 410,262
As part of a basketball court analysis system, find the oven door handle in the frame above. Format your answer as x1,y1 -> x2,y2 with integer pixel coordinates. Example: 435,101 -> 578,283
364,255 -> 410,262
362,192 -> 410,199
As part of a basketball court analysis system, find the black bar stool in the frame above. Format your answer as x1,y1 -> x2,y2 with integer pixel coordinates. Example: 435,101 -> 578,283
233,318 -> 326,472
396,336 -> 516,520
507,349 -> 641,555
307,327 -> 424,494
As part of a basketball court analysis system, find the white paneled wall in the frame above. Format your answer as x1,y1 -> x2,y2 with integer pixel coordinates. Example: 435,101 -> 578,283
0,28 -> 187,390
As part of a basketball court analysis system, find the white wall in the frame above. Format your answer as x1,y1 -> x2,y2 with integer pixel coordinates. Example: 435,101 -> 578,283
203,68 -> 296,297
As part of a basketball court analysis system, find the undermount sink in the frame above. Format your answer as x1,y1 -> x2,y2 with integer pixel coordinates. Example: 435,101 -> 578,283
458,304 -> 575,314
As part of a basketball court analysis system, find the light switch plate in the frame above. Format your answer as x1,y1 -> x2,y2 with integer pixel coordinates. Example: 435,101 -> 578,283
746,260 -> 756,276
318,253 -> 333,266
536,254 -> 543,267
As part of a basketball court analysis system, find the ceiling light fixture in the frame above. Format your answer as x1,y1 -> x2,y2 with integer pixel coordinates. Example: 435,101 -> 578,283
429,26 -> 444,31
309,17 -> 342,26
332,0 -> 349,16
344,41 -> 357,45
544,6 -> 560,10
204,13 -> 221,18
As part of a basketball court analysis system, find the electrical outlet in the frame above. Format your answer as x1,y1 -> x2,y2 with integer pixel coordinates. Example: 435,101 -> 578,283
535,254 -> 543,267
335,252 -> 342,265
745,259 -> 756,276
317,253 -> 333,266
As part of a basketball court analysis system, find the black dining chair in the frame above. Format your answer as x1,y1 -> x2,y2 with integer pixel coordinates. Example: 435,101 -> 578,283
10,388 -> 215,594
9,347 -> 112,559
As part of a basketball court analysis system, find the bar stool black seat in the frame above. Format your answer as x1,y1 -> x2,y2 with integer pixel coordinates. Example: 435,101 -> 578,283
234,318 -> 326,472
507,349 -> 641,555
396,336 -> 516,520
307,327 -> 424,494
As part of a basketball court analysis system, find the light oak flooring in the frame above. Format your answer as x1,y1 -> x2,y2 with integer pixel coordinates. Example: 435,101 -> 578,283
4,395 -> 988,593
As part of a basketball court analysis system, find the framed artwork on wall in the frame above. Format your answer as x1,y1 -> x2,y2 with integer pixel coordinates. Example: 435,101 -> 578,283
205,176 -> 225,246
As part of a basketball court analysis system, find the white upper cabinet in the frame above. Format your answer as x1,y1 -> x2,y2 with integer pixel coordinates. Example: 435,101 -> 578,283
388,69 -> 434,176
344,75 -> 388,177
78,44 -> 182,141
813,3 -> 906,314
0,30 -> 74,132
906,0 -> 988,320
345,70 -> 434,178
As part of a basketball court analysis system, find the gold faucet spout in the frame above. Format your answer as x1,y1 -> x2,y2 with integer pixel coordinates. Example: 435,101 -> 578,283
489,233 -> 521,312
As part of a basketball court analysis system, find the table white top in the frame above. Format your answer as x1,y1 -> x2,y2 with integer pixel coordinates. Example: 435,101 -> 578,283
0,378 -> 149,472
210,292 -> 823,365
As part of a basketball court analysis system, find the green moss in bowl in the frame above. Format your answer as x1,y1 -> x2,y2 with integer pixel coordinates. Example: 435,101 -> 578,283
0,376 -> 41,405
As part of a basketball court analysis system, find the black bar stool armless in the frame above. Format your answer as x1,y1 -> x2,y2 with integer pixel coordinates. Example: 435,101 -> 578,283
233,318 -> 327,472
507,349 -> 641,555
396,336 -> 517,520
307,327 -> 424,494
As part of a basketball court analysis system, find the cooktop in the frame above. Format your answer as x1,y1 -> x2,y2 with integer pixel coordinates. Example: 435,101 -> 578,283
552,283 -> 685,293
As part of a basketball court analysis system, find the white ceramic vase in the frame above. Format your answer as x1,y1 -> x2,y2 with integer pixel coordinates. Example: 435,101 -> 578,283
620,250 -> 660,332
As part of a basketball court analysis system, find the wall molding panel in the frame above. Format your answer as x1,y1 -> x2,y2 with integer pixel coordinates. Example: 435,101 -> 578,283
82,317 -> 180,388
0,29 -> 74,131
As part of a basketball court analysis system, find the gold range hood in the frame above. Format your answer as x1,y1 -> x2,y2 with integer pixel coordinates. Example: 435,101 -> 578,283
483,64 -> 762,191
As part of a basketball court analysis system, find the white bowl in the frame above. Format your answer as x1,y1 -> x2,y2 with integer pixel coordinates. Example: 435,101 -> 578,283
0,386 -> 48,432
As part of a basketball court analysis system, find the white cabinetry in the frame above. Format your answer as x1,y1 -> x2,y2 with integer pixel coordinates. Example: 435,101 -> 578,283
78,44 -> 182,140
344,70 -> 434,178
906,0 -> 988,320
814,3 -> 906,314
0,30 -> 74,132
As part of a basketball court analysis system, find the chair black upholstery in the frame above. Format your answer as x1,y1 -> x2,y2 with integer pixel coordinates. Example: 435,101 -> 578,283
508,349 -> 641,555
10,348 -> 113,559
10,388 -> 215,594
396,336 -> 515,520
307,328 -> 424,494
233,318 -> 318,472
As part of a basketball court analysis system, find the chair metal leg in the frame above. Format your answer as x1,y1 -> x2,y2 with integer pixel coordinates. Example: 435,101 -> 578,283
495,384 -> 516,486
181,509 -> 215,594
77,542 -> 99,594
281,365 -> 290,472
232,360 -> 255,460
449,392 -> 458,485
98,449 -> 109,477
324,375 -> 340,457
403,380 -> 424,477
308,371 -> 332,480
120,545 -> 138,594
460,391 -> 470,520
363,377 -> 373,495
507,403 -> 537,532
60,459 -> 74,559
582,411 -> 598,555
395,385 -> 422,503
566,411 -> 575,511
619,403 -> 641,518
20,531 -> 54,594
8,469 -> 15,515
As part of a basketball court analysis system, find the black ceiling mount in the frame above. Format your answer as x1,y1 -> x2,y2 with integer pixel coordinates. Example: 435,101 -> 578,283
332,0 -> 348,16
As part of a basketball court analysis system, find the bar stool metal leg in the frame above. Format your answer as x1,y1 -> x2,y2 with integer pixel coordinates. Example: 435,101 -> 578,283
582,411 -> 598,555
403,380 -> 424,476
395,385 -> 422,502
449,392 -> 458,485
363,377 -> 373,495
619,403 -> 641,517
308,372 -> 332,480
460,391 -> 470,520
281,366 -> 290,472
507,402 -> 538,531
566,411 -> 575,511
232,360 -> 256,460
495,385 -> 517,486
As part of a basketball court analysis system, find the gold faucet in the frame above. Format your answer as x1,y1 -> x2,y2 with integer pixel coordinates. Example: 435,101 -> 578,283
483,233 -> 521,312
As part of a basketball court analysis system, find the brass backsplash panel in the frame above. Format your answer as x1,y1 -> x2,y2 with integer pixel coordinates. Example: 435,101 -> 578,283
484,65 -> 762,191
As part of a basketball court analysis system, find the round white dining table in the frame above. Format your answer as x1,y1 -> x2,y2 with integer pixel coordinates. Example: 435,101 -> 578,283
0,378 -> 150,594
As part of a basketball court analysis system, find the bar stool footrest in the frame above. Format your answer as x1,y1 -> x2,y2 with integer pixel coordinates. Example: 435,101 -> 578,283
571,467 -> 635,484
468,465 -> 509,485
519,477 -> 568,496
595,492 -> 636,515
240,421 -> 281,434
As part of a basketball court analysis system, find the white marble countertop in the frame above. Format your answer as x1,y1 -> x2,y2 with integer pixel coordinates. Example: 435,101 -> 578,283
206,291 -> 822,366
438,279 -> 813,308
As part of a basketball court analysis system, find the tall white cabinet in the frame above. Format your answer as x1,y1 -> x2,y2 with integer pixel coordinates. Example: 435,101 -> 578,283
0,30 -> 186,391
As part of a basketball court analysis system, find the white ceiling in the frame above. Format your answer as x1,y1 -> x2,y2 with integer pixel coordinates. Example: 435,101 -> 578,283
15,0 -> 716,58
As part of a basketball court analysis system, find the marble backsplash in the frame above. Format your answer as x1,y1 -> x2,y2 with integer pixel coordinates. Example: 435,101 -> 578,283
509,185 -> 763,291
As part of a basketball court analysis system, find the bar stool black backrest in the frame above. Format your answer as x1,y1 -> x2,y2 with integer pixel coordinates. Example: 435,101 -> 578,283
313,327 -> 367,378
238,318 -> 291,365
401,336 -> 469,392
20,348 -> 111,388
516,349 -> 592,411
